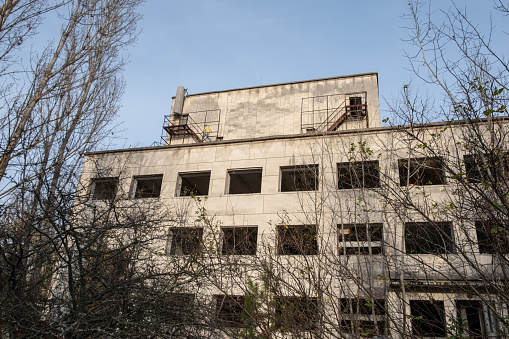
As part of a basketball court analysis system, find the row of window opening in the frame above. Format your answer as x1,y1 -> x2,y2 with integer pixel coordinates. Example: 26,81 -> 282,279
170,293 -> 492,338
165,220 -> 506,257
91,153 -> 507,200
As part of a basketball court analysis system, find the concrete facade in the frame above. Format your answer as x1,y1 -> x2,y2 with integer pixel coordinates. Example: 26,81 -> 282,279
80,73 -> 508,338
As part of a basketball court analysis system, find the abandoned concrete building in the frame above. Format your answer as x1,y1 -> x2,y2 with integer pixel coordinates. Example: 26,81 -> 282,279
80,73 -> 508,338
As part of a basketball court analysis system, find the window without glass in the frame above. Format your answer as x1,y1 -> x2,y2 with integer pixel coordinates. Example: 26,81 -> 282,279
228,168 -> 262,194
178,171 -> 211,196
277,225 -> 318,255
456,300 -> 488,338
410,300 -> 446,338
346,96 -> 366,117
222,227 -> 258,255
464,153 -> 509,183
339,299 -> 386,339
338,161 -> 380,189
215,295 -> 246,328
405,222 -> 454,254
280,165 -> 318,192
273,296 -> 319,331
475,220 -> 509,254
133,175 -> 163,198
91,177 -> 119,200
338,223 -> 383,255
168,227 -> 203,255
399,157 -> 445,186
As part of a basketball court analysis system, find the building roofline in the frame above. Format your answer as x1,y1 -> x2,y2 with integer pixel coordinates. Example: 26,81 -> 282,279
85,116 -> 509,157
173,72 -> 379,98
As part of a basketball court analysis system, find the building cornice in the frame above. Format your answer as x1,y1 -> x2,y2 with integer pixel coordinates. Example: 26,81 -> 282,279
85,116 -> 509,157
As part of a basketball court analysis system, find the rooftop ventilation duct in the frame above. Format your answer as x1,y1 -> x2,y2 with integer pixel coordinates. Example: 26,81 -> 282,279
172,86 -> 186,116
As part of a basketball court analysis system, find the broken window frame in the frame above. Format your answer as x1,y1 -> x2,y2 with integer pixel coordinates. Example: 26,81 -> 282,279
338,298 -> 386,338
405,222 -> 455,254
338,223 -> 383,255
177,171 -> 211,197
475,220 -> 509,255
410,299 -> 447,338
273,296 -> 320,332
280,164 -> 319,192
167,227 -> 203,255
398,157 -> 446,186
90,177 -> 119,200
277,225 -> 318,255
215,295 -> 247,328
221,227 -> 258,256
132,174 -> 163,199
227,168 -> 263,194
337,161 -> 380,189
346,96 -> 367,118
463,152 -> 509,184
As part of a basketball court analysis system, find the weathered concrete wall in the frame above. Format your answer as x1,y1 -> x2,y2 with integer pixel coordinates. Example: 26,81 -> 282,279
168,73 -> 380,142
81,122 -> 485,282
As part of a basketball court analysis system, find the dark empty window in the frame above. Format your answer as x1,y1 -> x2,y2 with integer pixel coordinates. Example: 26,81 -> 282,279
456,300 -> 487,338
278,225 -> 318,255
347,96 -> 366,117
410,300 -> 446,337
228,168 -> 262,194
464,153 -> 509,183
340,320 -> 385,337
399,157 -> 445,186
178,171 -> 211,196
133,175 -> 163,198
168,228 -> 203,255
338,223 -> 383,255
280,165 -> 318,192
91,177 -> 118,200
215,295 -> 246,328
222,227 -> 258,255
339,299 -> 386,337
405,222 -> 454,254
475,220 -> 509,254
273,296 -> 319,331
339,298 -> 385,315
338,161 -> 380,189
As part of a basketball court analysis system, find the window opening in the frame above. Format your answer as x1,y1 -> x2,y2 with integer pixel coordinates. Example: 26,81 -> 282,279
178,171 -> 211,196
133,175 -> 163,198
280,165 -> 318,192
277,225 -> 318,255
221,227 -> 258,255
337,161 -> 380,189
399,157 -> 445,186
475,220 -> 509,254
405,222 -> 454,254
228,168 -> 262,194
464,153 -> 509,183
410,300 -> 446,337
338,299 -> 386,339
168,228 -> 203,255
338,223 -> 383,255
91,177 -> 118,200
456,300 -> 487,338
215,295 -> 246,328
347,96 -> 366,117
273,296 -> 319,331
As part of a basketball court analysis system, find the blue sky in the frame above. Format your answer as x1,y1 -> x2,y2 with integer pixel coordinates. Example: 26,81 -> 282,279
116,0 -> 502,148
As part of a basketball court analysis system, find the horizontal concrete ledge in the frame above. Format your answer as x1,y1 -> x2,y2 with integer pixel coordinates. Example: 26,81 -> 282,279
86,116 -> 509,156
